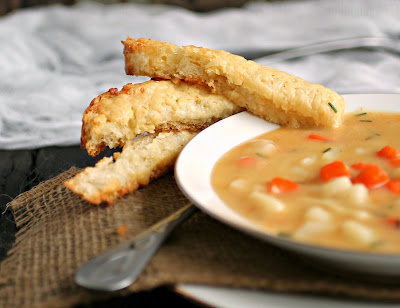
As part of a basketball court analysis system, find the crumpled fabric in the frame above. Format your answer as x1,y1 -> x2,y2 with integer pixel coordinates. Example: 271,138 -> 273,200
1,0 -> 399,149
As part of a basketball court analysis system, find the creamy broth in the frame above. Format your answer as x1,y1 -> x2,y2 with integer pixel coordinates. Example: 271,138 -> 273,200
212,112 -> 400,253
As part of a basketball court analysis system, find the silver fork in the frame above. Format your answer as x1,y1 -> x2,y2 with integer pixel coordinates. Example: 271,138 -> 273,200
75,203 -> 196,291
255,36 -> 400,64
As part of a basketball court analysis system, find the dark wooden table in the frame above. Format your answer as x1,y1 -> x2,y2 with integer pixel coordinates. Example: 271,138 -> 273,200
0,146 -> 201,307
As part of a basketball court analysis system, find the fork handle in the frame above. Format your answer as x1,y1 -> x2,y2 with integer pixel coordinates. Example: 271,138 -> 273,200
258,36 -> 399,64
75,203 -> 197,292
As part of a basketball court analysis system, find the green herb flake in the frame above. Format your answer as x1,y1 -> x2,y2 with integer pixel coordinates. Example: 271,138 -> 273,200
355,112 -> 368,116
365,133 -> 381,140
277,232 -> 292,239
256,152 -> 266,158
328,102 -> 338,113
323,147 -> 332,153
360,120 -> 373,122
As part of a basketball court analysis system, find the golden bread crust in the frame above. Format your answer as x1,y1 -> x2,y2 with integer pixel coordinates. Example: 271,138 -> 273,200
122,37 -> 345,129
81,79 -> 242,156
65,130 -> 197,205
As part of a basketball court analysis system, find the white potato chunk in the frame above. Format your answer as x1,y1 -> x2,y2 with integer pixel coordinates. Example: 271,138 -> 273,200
342,220 -> 375,245
229,178 -> 248,191
248,139 -> 277,157
321,150 -> 336,162
346,184 -> 369,205
269,185 -> 281,194
305,206 -> 331,222
352,210 -> 372,220
292,167 -> 307,175
249,191 -> 285,214
321,146 -> 344,163
300,155 -> 316,166
288,166 -> 312,182
293,221 -> 335,240
321,176 -> 352,197
303,197 -> 347,214
355,147 -> 366,155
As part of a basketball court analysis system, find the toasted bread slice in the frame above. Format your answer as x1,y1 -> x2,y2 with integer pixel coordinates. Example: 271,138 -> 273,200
64,130 -> 196,205
122,37 -> 345,129
82,80 -> 243,156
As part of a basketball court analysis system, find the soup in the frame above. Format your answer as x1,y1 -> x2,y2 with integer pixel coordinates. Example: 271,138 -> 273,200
212,112 -> 400,254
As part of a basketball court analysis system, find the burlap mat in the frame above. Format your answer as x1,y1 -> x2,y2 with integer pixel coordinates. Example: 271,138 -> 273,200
2,168 -> 400,307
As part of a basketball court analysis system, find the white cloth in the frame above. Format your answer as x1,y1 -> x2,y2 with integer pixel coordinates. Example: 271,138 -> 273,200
1,0 -> 399,149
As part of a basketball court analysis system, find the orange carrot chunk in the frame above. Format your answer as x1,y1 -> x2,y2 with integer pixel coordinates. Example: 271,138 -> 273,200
384,217 -> 400,228
237,156 -> 256,167
308,134 -> 331,141
320,161 -> 350,182
268,177 -> 298,193
390,158 -> 400,167
351,162 -> 367,170
352,164 -> 389,189
387,180 -> 400,194
377,146 -> 399,159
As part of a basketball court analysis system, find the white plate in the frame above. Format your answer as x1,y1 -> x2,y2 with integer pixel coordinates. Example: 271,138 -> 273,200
174,284 -> 398,308
174,93 -> 400,307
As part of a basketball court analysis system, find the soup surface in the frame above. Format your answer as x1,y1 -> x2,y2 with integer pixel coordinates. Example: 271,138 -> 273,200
212,112 -> 400,253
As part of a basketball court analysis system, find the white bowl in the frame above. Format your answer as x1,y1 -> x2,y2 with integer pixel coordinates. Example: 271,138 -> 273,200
175,94 -> 400,279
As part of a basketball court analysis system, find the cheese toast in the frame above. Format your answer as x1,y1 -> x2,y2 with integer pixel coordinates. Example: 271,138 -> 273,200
65,130 -> 196,205
82,79 -> 243,156
123,37 -> 345,129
